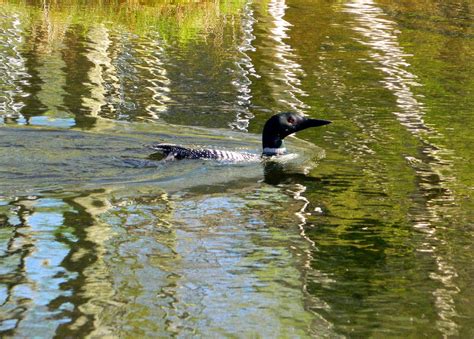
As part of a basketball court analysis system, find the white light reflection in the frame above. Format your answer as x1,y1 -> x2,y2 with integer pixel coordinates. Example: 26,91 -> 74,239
287,183 -> 335,333
229,0 -> 258,131
345,1 -> 459,335
137,33 -> 171,120
267,0 -> 309,113
83,25 -> 116,118
0,13 -> 29,123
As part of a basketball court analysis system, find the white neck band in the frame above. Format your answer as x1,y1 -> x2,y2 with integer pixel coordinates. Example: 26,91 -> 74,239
262,147 -> 287,155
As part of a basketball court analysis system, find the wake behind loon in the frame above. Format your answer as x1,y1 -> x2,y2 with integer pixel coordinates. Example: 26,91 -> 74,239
149,112 -> 331,161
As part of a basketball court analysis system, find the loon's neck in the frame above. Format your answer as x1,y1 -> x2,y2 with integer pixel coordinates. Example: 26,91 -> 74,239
262,129 -> 287,156
262,146 -> 287,156
262,136 -> 287,156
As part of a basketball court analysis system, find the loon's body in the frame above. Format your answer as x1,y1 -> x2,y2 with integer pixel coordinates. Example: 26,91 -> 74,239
150,144 -> 260,162
149,112 -> 331,161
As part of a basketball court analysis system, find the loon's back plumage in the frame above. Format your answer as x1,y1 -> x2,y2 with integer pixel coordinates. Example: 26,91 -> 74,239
149,143 -> 259,162
149,112 -> 331,161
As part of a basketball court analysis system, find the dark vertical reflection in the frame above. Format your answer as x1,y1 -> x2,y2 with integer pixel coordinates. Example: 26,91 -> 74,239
0,198 -> 34,336
16,19 -> 48,123
61,26 -> 97,129
48,192 -> 100,337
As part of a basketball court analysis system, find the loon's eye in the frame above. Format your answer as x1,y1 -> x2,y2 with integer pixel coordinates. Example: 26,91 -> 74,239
287,116 -> 295,125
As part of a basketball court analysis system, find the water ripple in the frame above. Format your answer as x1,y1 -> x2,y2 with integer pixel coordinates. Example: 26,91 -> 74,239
345,0 -> 459,335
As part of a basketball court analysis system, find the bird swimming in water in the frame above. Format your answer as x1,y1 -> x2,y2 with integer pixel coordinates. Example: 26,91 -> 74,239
149,112 -> 331,161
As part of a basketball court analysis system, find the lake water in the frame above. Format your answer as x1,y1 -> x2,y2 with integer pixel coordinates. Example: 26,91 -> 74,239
1,0 -> 473,337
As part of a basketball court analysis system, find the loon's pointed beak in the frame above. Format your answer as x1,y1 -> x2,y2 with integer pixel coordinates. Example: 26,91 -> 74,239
296,118 -> 331,132
305,118 -> 332,127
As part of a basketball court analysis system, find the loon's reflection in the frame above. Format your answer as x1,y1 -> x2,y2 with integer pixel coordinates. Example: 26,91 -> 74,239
263,161 -> 320,186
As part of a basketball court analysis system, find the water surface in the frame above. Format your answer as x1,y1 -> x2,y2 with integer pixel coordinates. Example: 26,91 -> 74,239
1,0 -> 473,337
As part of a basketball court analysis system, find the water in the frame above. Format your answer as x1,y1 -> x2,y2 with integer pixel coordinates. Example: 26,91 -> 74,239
1,0 -> 473,337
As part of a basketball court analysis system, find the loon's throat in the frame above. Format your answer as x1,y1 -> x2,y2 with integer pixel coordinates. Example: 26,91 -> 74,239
262,147 -> 287,156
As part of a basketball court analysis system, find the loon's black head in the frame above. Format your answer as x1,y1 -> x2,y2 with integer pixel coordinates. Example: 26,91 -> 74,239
262,112 -> 331,155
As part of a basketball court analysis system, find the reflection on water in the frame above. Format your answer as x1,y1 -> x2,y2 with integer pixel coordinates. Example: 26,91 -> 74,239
266,0 -> 309,113
0,184 -> 338,336
0,192 -> 105,336
84,25 -> 113,119
30,1 -> 71,127
1,0 -> 474,337
0,12 -> 29,123
229,0 -> 258,131
345,0 -> 459,335
0,1 -> 250,129
141,34 -> 172,120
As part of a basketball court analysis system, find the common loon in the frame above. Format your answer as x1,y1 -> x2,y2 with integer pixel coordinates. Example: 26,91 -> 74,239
149,112 -> 331,161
